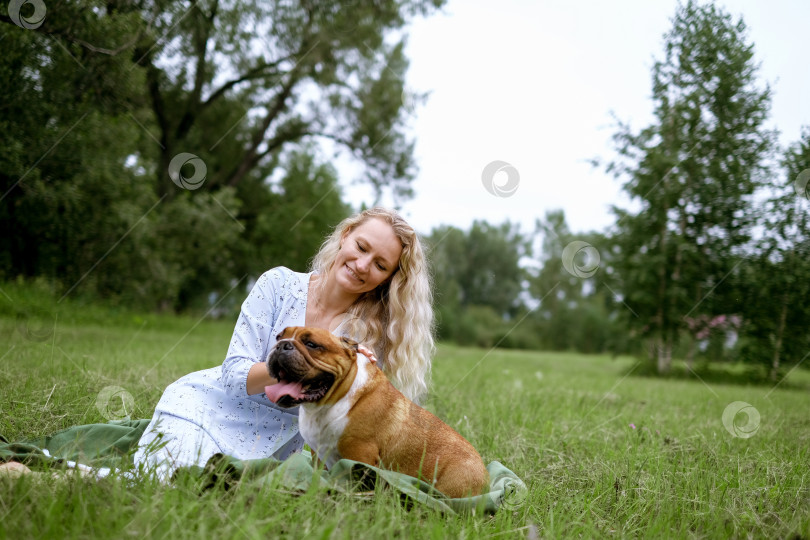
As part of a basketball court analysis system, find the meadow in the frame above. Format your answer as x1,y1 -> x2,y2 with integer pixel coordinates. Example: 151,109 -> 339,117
1,281 -> 808,539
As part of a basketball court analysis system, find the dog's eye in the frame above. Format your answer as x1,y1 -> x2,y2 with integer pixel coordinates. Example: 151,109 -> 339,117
305,340 -> 321,349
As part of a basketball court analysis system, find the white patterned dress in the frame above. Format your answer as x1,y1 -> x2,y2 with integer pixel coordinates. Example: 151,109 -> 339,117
134,267 -> 316,481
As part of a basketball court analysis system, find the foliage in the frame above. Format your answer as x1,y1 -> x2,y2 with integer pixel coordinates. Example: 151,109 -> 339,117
0,0 -> 443,310
528,210 -> 626,354
425,213 -> 634,355
737,128 -> 810,379
122,0 -> 441,199
0,7 -> 144,285
428,221 -> 530,347
248,148 -> 352,275
429,221 -> 528,316
602,0 -> 776,373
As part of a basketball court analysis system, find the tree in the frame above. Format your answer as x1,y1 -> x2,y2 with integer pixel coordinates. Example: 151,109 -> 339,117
0,5 -> 176,307
1,0 -> 443,310
528,210 -> 623,354
1,0 -> 442,198
118,0 -> 443,201
249,148 -> 352,274
603,1 -> 776,373
430,221 -> 527,315
738,128 -> 810,380
0,2 -> 145,283
428,221 -> 529,346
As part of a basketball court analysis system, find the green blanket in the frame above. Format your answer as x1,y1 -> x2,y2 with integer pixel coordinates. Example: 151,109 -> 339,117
1,420 -> 526,515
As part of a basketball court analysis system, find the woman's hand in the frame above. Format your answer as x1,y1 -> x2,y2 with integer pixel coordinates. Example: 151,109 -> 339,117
357,344 -> 378,364
247,362 -> 276,395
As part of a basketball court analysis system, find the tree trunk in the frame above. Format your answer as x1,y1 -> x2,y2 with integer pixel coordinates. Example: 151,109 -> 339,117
657,337 -> 672,374
157,147 -> 173,198
771,293 -> 788,382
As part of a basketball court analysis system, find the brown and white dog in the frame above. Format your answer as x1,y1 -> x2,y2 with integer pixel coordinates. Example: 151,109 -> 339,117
264,326 -> 490,498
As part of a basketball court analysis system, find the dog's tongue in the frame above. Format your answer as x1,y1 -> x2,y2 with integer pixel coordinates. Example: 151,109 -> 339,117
264,381 -> 306,403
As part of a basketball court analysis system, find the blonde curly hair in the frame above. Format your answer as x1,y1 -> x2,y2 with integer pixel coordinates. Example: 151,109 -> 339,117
310,207 -> 434,404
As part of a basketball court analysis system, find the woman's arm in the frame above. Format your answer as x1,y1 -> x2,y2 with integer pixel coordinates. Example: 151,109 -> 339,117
221,268 -> 285,398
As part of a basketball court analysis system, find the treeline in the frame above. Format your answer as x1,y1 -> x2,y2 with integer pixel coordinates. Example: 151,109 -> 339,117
427,217 -> 621,354
427,185 -> 810,383
2,2 -> 809,381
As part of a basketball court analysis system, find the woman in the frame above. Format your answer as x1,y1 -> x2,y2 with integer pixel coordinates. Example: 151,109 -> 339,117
133,207 -> 434,481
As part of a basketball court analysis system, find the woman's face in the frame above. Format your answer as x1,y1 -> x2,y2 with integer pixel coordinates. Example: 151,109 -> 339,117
332,217 -> 403,295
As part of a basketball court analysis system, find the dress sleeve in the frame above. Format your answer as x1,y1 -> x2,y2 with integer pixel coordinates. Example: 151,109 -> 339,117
221,268 -> 285,398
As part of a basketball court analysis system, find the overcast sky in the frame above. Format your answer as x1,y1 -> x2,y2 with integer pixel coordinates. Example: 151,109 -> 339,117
346,0 -> 810,237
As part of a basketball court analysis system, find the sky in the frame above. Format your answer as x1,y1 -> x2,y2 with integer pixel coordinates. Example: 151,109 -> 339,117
347,0 -> 810,237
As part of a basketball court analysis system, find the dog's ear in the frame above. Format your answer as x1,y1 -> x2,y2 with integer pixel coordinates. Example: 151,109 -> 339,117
340,336 -> 359,352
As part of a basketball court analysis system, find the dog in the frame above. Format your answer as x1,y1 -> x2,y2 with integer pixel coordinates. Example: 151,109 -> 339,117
264,326 -> 490,498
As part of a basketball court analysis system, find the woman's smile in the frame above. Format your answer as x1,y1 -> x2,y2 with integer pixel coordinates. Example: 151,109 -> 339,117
344,264 -> 364,283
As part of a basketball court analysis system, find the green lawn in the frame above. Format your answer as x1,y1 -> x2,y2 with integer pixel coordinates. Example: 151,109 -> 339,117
1,282 -> 809,538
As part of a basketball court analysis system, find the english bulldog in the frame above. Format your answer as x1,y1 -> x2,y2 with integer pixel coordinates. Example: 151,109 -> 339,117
264,326 -> 490,499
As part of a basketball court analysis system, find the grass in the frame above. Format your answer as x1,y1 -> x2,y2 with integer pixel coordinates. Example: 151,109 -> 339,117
1,280 -> 809,539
